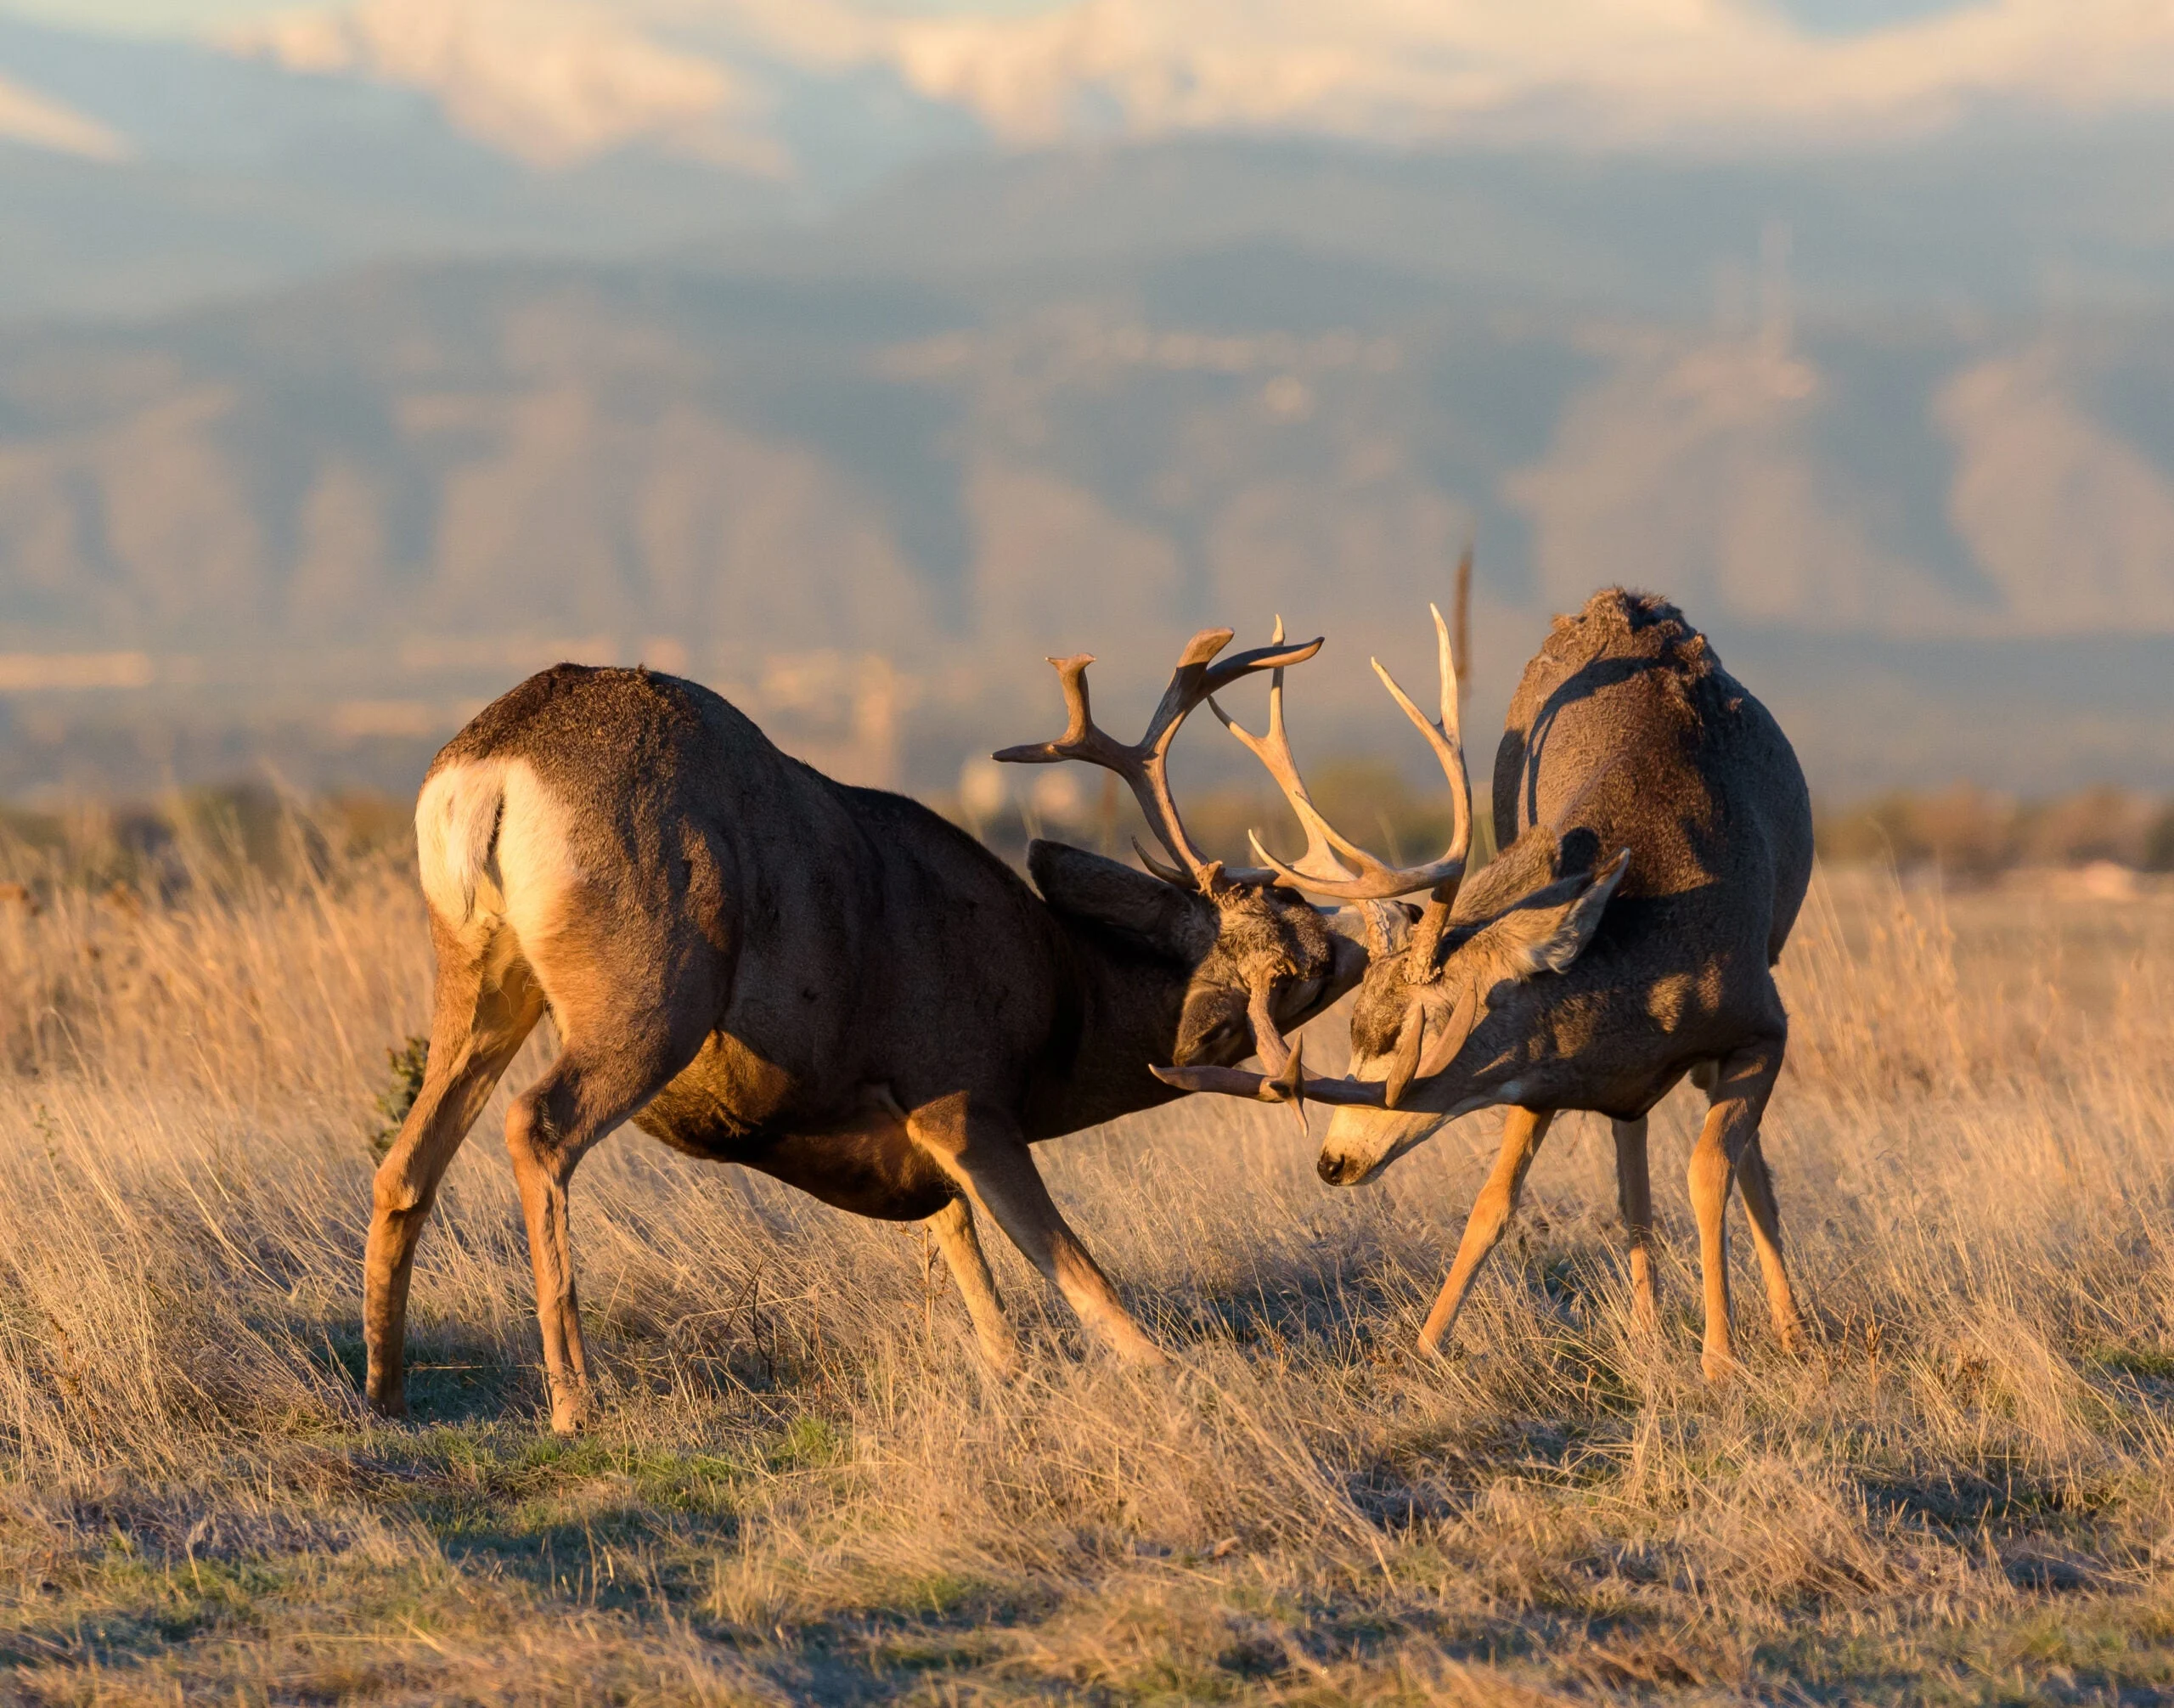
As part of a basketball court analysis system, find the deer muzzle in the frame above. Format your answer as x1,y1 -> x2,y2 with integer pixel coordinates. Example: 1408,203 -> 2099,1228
1316,1088 -> 1500,1187
1315,1105 -> 1440,1186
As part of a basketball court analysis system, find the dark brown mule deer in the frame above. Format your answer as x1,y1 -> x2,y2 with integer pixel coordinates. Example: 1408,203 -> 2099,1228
365,630 -> 1369,1430
1161,589 -> 1814,1379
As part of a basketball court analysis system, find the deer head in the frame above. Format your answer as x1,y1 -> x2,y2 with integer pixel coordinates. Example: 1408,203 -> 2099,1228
997,624 -> 1371,1074
1309,838 -> 1630,1182
1150,604 -> 1630,1175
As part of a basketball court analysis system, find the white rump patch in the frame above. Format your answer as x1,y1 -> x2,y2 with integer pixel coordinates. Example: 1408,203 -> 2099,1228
414,758 -> 582,935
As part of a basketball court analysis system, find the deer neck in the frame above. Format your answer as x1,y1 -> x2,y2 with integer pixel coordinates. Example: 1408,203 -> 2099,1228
1432,981 -> 1652,1121
1022,912 -> 1199,1138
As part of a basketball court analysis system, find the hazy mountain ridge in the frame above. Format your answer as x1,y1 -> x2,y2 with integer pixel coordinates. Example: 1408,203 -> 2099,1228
1,220 -> 2171,800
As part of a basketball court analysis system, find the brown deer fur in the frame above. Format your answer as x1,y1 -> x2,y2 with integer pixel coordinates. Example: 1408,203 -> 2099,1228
1165,589 -> 1815,1379
364,653 -> 1363,1431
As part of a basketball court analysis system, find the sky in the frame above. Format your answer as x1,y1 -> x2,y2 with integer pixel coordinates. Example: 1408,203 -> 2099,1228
3,0 -> 1054,31
0,0 -> 2168,799
7,0 -> 2169,183
2,0 -> 1980,41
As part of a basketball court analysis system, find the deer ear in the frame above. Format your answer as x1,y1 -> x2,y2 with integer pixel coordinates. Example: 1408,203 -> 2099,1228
1414,980 -> 1484,1082
1490,848 -> 1630,978
1028,840 -> 1215,956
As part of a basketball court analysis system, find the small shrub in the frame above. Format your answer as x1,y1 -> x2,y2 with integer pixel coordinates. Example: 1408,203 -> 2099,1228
368,1034 -> 430,1158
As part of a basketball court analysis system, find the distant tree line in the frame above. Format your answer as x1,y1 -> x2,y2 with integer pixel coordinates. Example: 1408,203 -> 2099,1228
0,776 -> 2166,905
1814,786 -> 2174,880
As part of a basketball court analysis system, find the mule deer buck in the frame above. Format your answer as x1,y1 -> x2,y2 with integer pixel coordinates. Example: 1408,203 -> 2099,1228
1161,589 -> 1813,1379
365,630 -> 1369,1430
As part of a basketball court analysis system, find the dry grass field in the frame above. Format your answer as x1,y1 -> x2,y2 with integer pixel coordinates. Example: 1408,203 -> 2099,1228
2,830 -> 2173,1705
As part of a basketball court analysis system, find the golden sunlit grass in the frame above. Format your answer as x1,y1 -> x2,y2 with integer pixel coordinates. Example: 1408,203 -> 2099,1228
2,837 -> 2173,1704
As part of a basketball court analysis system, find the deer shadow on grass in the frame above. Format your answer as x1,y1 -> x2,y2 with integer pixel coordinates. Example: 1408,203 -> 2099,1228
314,1325 -> 530,1427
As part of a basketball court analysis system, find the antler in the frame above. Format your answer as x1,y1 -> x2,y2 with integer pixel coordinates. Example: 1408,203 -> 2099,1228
994,626 -> 1323,889
1152,1057 -> 1391,1108
1229,603 -> 1473,916
1209,617 -> 1364,888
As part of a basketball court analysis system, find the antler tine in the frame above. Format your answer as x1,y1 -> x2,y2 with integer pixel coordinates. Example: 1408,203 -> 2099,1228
1379,601 -> 1470,877
1211,617 -> 1362,887
991,655 -> 1122,769
995,626 -> 1322,888
1152,1058 -> 1392,1108
1394,603 -> 1473,967
1246,981 -> 1294,1078
1238,601 -> 1475,905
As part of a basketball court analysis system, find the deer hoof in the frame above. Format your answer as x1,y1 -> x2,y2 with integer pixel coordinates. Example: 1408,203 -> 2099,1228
1114,1336 -> 1172,1371
548,1386 -> 594,1435
1700,1349 -> 1738,1384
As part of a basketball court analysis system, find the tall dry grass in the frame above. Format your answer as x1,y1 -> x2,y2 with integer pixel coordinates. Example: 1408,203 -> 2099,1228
0,845 -> 2171,1701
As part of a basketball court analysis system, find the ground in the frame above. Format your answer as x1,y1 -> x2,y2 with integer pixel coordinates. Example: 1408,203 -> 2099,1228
0,852 -> 2171,1705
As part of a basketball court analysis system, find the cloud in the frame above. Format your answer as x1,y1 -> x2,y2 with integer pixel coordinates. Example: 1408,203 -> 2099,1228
0,70 -> 129,160
228,0 -> 784,171
206,0 -> 2174,172
1936,347 -> 2174,633
1504,328 -> 1965,637
880,0 -> 2174,149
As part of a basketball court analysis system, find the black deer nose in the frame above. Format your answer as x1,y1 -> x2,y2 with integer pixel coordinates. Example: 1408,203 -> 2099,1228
1316,1152 -> 1354,1186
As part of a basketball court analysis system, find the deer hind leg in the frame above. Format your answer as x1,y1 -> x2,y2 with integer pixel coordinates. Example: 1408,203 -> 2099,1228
503,1016 -> 711,1433
1733,1131 -> 1804,1353
364,924 -> 544,1418
1687,1039 -> 1786,1382
1418,1106 -> 1554,1356
925,1195 -> 1020,1378
504,928 -> 720,1434
1611,1116 -> 1659,1334
908,1094 -> 1165,1367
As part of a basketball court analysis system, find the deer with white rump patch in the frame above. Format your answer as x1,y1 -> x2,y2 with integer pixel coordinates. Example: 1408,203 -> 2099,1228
364,630 -> 1371,1431
1159,589 -> 1813,1379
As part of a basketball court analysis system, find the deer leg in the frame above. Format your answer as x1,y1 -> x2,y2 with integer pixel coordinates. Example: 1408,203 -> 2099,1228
908,1094 -> 1166,1367
1687,1040 -> 1785,1382
1417,1106 -> 1554,1355
1610,1117 -> 1659,1333
504,1019 -> 710,1434
503,1073 -> 604,1436
363,934 -> 543,1418
925,1194 -> 1020,1377
1732,1131 -> 1804,1353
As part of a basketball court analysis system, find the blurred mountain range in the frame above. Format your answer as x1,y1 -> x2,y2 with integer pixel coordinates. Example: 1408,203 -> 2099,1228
1,2 -> 2171,803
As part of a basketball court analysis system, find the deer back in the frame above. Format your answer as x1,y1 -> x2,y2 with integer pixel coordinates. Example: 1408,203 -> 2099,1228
1490,588 -> 1812,977
427,664 -> 1073,1123
1363,588 -> 1816,1125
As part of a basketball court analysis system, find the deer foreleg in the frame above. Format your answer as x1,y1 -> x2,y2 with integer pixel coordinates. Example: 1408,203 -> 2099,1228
1417,1105 -> 1553,1355
925,1195 -> 1020,1377
908,1094 -> 1166,1367
1611,1116 -> 1659,1333
1687,1040 -> 1785,1382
